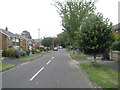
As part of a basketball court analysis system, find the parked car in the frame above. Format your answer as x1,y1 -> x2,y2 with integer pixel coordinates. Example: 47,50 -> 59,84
58,46 -> 63,49
53,47 -> 58,51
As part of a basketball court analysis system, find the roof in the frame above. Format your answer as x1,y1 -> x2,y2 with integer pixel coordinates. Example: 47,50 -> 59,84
15,34 -> 29,41
0,28 -> 19,38
34,39 -> 42,43
113,23 -> 120,32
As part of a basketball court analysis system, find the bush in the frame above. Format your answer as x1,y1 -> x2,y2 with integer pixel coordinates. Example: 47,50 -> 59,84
2,49 -> 7,57
111,41 -> 120,51
15,50 -> 21,58
2,49 -> 28,58
20,51 -> 27,56
15,50 -> 27,58
7,48 -> 15,57
35,49 -> 40,53
25,50 -> 30,56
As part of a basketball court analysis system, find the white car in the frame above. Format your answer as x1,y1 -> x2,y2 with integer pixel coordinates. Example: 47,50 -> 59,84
53,47 -> 58,51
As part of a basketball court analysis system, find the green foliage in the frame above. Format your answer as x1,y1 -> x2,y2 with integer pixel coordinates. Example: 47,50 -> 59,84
77,13 -> 114,57
15,50 -> 21,58
2,49 -> 15,57
20,51 -> 27,56
39,47 -> 44,52
2,49 -> 28,58
111,41 -> 120,51
21,31 -> 32,39
114,35 -> 120,41
54,0 -> 96,48
24,50 -> 30,55
2,49 -> 7,57
41,37 -> 53,47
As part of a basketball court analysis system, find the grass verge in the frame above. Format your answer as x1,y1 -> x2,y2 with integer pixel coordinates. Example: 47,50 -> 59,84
42,51 -> 52,54
70,54 -> 86,60
18,55 -> 42,61
0,64 -> 16,72
66,49 -> 72,54
80,62 -> 119,88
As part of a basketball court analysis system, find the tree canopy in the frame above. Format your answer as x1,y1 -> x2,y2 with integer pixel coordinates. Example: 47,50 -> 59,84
55,0 -> 115,60
41,37 -> 53,47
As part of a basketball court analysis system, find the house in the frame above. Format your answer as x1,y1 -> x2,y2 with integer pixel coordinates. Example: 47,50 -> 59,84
113,23 -> 120,35
33,39 -> 43,49
15,34 -> 29,51
0,28 -> 21,51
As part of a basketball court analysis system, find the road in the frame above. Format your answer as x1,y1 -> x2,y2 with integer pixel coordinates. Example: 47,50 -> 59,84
2,49 -> 93,88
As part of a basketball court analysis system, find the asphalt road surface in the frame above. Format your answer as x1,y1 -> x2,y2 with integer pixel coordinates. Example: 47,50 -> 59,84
2,49 -> 93,88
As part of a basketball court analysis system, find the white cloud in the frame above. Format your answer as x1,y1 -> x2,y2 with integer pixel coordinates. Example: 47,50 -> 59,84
0,0 -> 119,39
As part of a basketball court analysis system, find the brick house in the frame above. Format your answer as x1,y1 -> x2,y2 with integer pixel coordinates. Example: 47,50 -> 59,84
0,32 -> 2,53
15,34 -> 29,51
0,28 -> 21,50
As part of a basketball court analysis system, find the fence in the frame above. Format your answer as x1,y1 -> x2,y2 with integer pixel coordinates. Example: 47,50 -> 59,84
110,50 -> 120,62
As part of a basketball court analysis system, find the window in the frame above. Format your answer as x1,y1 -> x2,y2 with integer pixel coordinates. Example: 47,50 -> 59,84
16,38 -> 20,42
12,38 -> 16,42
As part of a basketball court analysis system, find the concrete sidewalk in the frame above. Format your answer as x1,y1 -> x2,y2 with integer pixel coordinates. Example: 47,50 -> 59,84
2,53 -> 45,65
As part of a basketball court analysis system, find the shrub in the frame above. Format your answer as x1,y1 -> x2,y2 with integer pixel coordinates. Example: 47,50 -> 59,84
25,50 -> 30,55
2,49 -> 16,57
20,51 -> 27,56
111,41 -> 120,51
6,49 -> 15,57
2,49 -> 7,57
15,50 -> 21,58
35,49 -> 40,53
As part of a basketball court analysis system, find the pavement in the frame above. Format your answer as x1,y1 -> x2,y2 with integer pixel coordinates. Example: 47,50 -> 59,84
2,53 -> 45,65
2,49 -> 96,88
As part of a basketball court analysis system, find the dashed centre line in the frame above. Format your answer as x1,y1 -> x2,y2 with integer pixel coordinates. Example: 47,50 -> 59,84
29,56 -> 54,81
52,56 -> 54,59
29,67 -> 44,81
46,60 -> 51,65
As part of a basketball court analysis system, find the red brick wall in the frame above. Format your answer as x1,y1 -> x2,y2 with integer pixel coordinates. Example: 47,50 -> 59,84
20,39 -> 29,50
0,32 -> 2,51
2,34 -> 7,49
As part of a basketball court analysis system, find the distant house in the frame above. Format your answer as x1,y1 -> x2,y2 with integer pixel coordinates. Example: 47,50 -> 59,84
15,34 -> 29,51
0,28 -> 21,51
113,23 -> 120,35
33,39 -> 43,49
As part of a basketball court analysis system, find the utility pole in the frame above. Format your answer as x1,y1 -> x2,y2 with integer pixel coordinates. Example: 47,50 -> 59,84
38,28 -> 40,39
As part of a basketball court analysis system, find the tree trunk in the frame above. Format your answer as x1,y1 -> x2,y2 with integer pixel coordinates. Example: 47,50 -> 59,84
94,55 -> 96,62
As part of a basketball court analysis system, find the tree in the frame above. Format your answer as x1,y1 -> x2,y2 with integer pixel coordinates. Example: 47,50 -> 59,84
53,37 -> 60,47
76,13 -> 114,61
21,31 -> 32,39
57,32 -> 70,48
41,37 -> 53,48
54,0 -> 96,53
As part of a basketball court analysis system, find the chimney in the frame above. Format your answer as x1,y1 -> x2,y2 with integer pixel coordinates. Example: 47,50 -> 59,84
5,27 -> 8,31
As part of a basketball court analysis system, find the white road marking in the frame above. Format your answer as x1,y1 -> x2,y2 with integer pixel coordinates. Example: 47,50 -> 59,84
52,56 -> 54,59
30,67 -> 44,81
20,62 -> 29,66
46,60 -> 51,65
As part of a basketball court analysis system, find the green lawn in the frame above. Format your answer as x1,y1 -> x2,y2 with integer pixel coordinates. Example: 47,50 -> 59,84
42,51 -> 51,54
80,62 -> 119,88
0,65 -> 16,72
18,55 -> 42,61
70,54 -> 86,60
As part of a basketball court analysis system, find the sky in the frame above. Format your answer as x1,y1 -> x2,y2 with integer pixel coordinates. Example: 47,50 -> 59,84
0,0 -> 119,39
